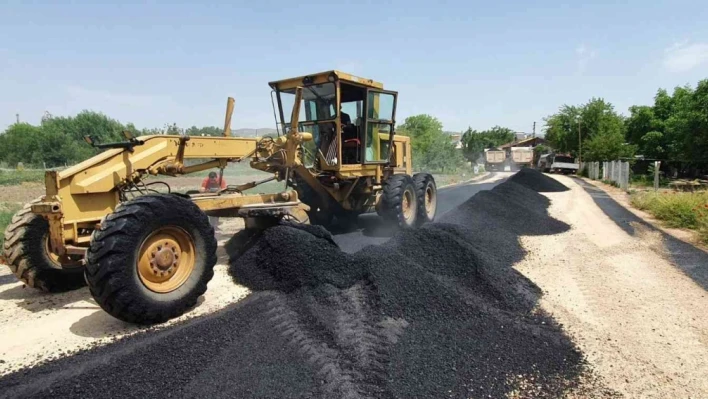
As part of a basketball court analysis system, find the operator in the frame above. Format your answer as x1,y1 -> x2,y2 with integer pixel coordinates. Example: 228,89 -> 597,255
200,171 -> 227,231
340,107 -> 352,126
340,107 -> 357,141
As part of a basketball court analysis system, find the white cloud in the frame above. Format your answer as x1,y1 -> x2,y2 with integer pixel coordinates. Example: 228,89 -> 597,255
663,41 -> 708,72
575,44 -> 597,73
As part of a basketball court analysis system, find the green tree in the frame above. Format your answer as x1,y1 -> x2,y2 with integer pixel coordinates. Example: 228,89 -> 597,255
625,105 -> 660,144
460,126 -> 515,163
583,131 -> 636,161
543,98 -> 627,161
621,80 -> 708,163
639,131 -> 666,159
397,114 -> 444,156
185,126 -> 223,136
397,114 -> 463,172
543,105 -> 581,154
0,123 -> 44,166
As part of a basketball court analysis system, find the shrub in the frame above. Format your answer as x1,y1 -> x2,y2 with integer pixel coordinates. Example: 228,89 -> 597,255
630,191 -> 708,240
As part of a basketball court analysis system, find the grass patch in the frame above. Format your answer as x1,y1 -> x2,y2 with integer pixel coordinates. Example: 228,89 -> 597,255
631,174 -> 670,189
630,191 -> 708,244
0,202 -> 22,248
0,170 -> 45,186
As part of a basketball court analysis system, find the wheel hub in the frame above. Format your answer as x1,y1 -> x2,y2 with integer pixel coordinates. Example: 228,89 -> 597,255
425,185 -> 435,215
150,243 -> 178,271
137,227 -> 195,293
402,190 -> 414,220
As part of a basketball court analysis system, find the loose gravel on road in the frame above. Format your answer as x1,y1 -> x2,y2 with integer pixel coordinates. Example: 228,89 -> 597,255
0,170 -> 615,398
509,168 -> 570,192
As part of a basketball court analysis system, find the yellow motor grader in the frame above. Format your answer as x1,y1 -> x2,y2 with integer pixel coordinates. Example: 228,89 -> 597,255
2,71 -> 438,324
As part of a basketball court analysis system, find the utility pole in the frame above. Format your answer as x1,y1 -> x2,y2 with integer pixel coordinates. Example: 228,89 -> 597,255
577,118 -> 582,163
15,114 -> 19,124
532,122 -> 536,139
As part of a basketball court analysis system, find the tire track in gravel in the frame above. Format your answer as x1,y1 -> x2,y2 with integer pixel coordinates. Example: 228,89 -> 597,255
0,170 -> 618,399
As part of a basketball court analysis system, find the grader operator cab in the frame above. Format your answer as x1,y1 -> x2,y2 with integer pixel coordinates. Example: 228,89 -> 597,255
2,71 -> 438,324
269,71 -> 436,226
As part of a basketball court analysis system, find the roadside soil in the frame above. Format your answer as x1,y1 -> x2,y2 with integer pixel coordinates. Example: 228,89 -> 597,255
0,218 -> 248,376
581,177 -> 708,251
0,183 -> 44,204
515,174 -> 708,398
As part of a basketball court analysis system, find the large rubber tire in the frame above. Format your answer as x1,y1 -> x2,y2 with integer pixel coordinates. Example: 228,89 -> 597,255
291,174 -> 333,227
379,174 -> 418,229
413,173 -> 437,226
2,200 -> 85,292
85,194 -> 217,324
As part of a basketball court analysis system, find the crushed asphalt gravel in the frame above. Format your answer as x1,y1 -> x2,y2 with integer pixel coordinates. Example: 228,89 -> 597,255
0,169 -> 613,398
508,168 -> 570,193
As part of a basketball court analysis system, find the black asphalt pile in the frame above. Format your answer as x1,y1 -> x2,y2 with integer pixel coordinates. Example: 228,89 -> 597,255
0,179 -> 608,399
439,181 -> 571,237
227,223 -> 364,292
509,167 -> 570,192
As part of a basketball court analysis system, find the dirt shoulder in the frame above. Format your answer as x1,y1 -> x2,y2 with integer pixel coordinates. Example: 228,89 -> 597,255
0,218 -> 249,376
515,174 -> 708,398
578,177 -> 708,252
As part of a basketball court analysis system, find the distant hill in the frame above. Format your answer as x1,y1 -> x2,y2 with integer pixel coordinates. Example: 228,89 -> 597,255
232,128 -> 279,137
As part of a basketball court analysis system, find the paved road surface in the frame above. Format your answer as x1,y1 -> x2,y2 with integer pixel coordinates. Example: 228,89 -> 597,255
333,172 -> 511,253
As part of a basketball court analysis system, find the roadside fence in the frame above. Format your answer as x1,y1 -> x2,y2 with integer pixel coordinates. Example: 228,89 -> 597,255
603,161 -> 630,190
582,160 -> 630,190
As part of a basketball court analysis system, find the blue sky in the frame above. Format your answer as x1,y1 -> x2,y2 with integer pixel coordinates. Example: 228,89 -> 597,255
1,0 -> 707,135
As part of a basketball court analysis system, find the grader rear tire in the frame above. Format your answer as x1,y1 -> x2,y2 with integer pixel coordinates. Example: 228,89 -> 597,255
2,201 -> 85,292
85,194 -> 217,324
413,173 -> 437,226
380,174 -> 418,229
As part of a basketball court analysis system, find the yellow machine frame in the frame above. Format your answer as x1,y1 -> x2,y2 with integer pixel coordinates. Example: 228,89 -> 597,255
31,71 -> 413,262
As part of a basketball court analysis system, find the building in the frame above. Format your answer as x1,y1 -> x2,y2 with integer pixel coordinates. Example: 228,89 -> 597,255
500,136 -> 547,150
449,133 -> 463,149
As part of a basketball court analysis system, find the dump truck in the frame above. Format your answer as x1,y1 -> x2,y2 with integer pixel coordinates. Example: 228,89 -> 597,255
2,70 -> 438,324
538,153 -> 579,174
484,149 -> 506,171
510,147 -> 533,168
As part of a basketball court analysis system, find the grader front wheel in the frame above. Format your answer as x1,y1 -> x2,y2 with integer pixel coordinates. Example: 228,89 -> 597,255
85,194 -> 217,325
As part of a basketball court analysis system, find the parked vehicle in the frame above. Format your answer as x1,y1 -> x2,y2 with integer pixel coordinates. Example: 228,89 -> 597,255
538,153 -> 579,174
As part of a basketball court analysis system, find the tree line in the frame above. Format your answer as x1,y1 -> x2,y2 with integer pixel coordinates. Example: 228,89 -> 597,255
544,78 -> 708,163
0,112 -> 226,168
0,110 -> 469,172
396,114 -> 519,172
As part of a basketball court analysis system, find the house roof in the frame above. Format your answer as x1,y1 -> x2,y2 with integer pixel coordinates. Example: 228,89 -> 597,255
500,136 -> 547,149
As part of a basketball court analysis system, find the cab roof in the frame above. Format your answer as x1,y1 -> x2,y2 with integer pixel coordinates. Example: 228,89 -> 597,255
268,70 -> 384,91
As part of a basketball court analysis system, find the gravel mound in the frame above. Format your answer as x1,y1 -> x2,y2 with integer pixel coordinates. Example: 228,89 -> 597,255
509,168 -> 570,192
227,223 -> 364,292
0,180 -> 610,399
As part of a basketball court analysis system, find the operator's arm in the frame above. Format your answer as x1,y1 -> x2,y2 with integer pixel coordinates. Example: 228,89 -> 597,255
199,178 -> 207,193
220,178 -> 227,189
